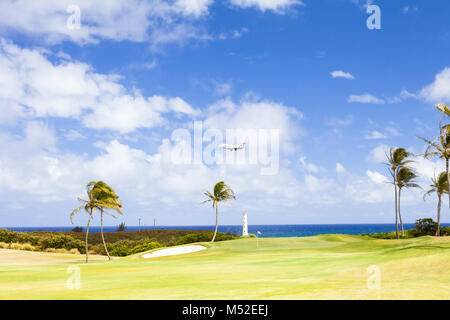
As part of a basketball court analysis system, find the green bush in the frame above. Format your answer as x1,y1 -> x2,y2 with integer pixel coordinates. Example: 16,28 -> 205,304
89,239 -> 164,256
440,227 -> 450,236
129,241 -> 162,255
175,232 -> 238,245
0,229 -> 41,246
107,240 -> 134,256
39,235 -> 85,253
362,232 -> 398,239
363,219 -> 450,239
414,218 -> 438,236
0,229 -> 19,243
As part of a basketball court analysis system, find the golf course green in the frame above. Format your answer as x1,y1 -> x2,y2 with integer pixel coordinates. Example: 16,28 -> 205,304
0,234 -> 449,299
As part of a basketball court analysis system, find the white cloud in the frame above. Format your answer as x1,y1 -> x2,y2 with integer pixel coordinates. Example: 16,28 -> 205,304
326,115 -> 354,127
0,123 -> 307,212
347,93 -> 385,104
330,70 -> 355,80
229,0 -> 303,13
420,67 -> 450,104
144,59 -> 158,70
402,6 -> 418,14
345,172 -> 391,204
215,81 -> 233,96
175,0 -> 214,17
336,163 -> 346,174
204,97 -> 304,154
299,157 -> 321,173
0,0 -> 216,46
365,130 -> 387,140
366,170 -> 389,184
366,144 -> 389,164
63,129 -> 86,141
0,40 -> 199,133
384,126 -> 401,137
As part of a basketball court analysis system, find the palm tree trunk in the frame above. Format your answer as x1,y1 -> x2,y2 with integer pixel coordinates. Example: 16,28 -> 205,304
398,188 -> 404,237
100,209 -> 111,260
436,195 -> 442,236
211,205 -> 218,242
447,158 -> 450,209
394,178 -> 399,240
85,212 -> 92,264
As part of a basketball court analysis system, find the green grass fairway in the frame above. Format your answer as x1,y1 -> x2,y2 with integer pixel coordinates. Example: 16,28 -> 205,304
0,235 -> 449,299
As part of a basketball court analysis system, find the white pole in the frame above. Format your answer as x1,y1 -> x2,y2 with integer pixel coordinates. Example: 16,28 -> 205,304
242,212 -> 248,237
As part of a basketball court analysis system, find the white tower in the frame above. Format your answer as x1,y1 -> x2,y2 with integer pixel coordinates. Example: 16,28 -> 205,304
242,212 -> 248,237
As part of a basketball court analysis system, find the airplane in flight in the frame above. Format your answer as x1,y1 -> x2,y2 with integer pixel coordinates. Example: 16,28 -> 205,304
219,142 -> 246,151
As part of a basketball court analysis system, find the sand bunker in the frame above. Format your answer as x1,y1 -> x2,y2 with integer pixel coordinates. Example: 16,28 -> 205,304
141,245 -> 207,258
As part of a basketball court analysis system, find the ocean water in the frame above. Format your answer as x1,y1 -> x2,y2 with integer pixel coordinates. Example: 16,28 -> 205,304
4,223 -> 450,237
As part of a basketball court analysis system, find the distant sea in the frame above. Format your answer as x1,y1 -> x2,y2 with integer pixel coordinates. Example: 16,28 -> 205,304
4,224 -> 450,237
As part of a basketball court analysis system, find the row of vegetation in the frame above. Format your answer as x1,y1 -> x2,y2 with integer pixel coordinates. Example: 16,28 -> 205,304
363,218 -> 450,239
67,179 -> 238,263
0,229 -> 238,256
385,104 -> 450,239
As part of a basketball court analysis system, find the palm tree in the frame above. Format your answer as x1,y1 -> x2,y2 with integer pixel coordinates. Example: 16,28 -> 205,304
202,181 -> 236,242
418,126 -> 450,208
424,171 -> 449,236
385,147 -> 413,239
436,104 -> 450,117
70,181 -> 98,263
90,181 -> 123,260
396,167 -> 420,237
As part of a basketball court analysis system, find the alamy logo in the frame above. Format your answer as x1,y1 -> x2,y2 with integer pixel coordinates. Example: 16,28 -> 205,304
66,5 -> 81,30
366,265 -> 381,290
366,5 -> 381,30
66,265 -> 81,290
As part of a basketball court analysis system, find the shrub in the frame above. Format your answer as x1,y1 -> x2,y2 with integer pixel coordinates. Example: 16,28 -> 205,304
0,242 -> 9,249
414,218 -> 438,236
44,248 -> 70,254
0,229 -> 19,243
69,248 -> 80,254
129,241 -> 162,255
21,243 -> 36,251
90,239 -> 164,256
440,226 -> 450,236
0,229 -> 41,246
107,240 -> 133,256
175,232 -> 238,245
39,235 -> 85,253
10,243 -> 23,250
116,222 -> 127,232
72,226 -> 83,232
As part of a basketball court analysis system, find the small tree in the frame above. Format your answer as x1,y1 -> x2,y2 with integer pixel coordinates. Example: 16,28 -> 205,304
423,171 -> 449,236
202,181 -> 236,242
385,147 -> 413,239
414,218 -> 438,236
418,125 -> 450,208
396,167 -> 420,237
116,222 -> 127,232
70,182 -> 99,263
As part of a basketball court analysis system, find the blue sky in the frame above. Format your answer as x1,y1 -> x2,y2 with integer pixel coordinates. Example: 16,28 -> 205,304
1,0 -> 450,227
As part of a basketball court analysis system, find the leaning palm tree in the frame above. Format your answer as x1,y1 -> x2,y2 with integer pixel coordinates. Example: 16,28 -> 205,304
424,171 -> 449,236
418,126 -> 450,208
202,181 -> 236,242
90,181 -> 123,260
70,181 -> 98,263
385,147 -> 413,239
396,167 -> 420,237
